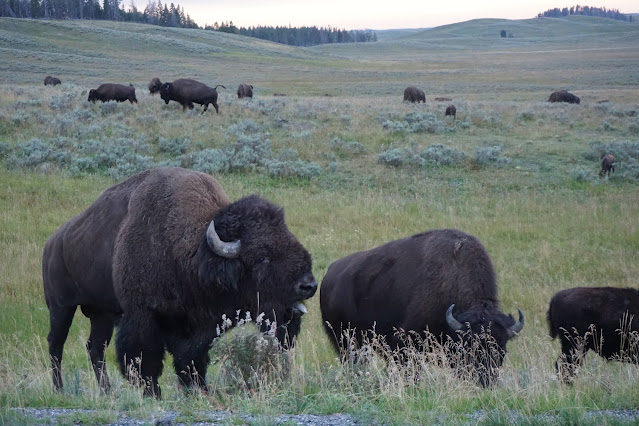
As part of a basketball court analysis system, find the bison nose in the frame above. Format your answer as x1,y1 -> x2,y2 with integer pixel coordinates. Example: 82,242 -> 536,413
297,275 -> 317,298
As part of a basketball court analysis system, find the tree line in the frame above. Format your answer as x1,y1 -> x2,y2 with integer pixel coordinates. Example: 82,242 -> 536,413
537,5 -> 633,22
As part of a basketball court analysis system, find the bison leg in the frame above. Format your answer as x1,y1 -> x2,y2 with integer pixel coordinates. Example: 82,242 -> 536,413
115,313 -> 165,398
47,305 -> 77,391
165,331 -> 212,392
556,338 -> 586,383
81,306 -> 115,392
213,102 -> 219,114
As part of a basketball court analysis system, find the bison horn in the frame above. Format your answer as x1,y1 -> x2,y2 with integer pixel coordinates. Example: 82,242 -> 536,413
206,220 -> 241,258
507,308 -> 525,337
446,304 -> 464,331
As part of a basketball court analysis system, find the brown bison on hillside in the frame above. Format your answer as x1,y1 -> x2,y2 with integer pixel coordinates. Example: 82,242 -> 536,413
88,83 -> 137,104
237,83 -> 253,99
599,154 -> 615,178
403,86 -> 426,103
320,228 -> 524,387
160,78 -> 226,114
445,105 -> 457,120
148,77 -> 162,94
548,90 -> 580,104
547,287 -> 639,382
44,76 -> 61,86
42,167 -> 317,397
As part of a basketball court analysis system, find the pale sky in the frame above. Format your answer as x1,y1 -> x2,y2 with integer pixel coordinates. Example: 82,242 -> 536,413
174,0 -> 637,30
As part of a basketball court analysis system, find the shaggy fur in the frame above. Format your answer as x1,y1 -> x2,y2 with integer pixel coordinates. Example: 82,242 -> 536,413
320,228 -> 523,387
88,83 -> 137,104
548,90 -> 580,104
445,105 -> 457,120
148,77 -> 162,94
160,78 -> 226,114
237,83 -> 254,99
599,154 -> 615,178
44,76 -> 61,86
403,86 -> 426,103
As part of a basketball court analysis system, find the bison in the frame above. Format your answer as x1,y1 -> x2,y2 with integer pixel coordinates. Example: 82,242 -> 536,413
445,105 -> 457,120
599,154 -> 615,178
160,78 -> 226,114
548,90 -> 580,104
148,77 -> 162,94
43,167 -> 317,397
547,286 -> 639,382
403,86 -> 426,103
87,83 -> 137,104
237,83 -> 253,99
44,76 -> 61,86
320,228 -> 524,387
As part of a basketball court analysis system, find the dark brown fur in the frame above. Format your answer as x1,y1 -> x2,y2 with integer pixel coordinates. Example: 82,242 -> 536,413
160,78 -> 226,114
445,105 -> 457,120
148,77 -> 162,94
320,228 -> 523,387
88,83 -> 137,104
237,83 -> 253,99
403,86 -> 426,103
599,154 -> 615,178
548,90 -> 580,104
547,286 -> 639,382
435,97 -> 452,102
44,76 -> 61,86
43,167 -> 316,397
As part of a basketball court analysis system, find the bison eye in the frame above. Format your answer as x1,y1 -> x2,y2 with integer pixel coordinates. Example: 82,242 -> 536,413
258,257 -> 269,264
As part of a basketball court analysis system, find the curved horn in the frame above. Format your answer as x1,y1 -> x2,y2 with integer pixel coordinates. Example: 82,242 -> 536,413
507,308 -> 525,337
206,220 -> 240,258
446,304 -> 464,331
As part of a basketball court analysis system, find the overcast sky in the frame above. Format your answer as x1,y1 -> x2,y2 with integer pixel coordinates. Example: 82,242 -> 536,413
173,1 -> 637,30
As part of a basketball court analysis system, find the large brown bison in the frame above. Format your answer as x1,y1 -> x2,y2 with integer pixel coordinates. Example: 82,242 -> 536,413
160,78 -> 226,114
88,83 -> 137,104
445,105 -> 457,120
148,77 -> 162,94
237,83 -> 253,99
44,76 -> 61,86
548,90 -> 580,104
403,86 -> 426,103
599,154 -> 615,178
320,228 -> 524,387
42,167 -> 317,397
548,287 -> 639,382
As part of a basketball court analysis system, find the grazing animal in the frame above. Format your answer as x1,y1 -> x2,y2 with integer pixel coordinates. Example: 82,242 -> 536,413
159,78 -> 226,114
44,76 -> 61,86
547,287 -> 639,382
548,90 -> 580,104
445,105 -> 457,120
237,83 -> 253,99
403,86 -> 426,103
599,154 -> 615,178
87,83 -> 137,104
148,77 -> 162,94
320,228 -> 524,387
435,97 -> 452,102
42,167 -> 317,397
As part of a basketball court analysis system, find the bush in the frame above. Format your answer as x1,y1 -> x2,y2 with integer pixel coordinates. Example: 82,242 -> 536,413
158,137 -> 191,156
266,159 -> 321,179
330,137 -> 366,158
378,143 -> 468,168
473,145 -> 509,165
421,144 -> 466,165
585,141 -> 639,161
382,111 -> 447,134
570,166 -> 593,182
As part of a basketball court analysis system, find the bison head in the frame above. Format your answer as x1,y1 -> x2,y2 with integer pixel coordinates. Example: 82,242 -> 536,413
445,303 -> 524,387
148,77 -> 162,94
197,195 -> 317,347
87,89 -> 96,103
159,82 -> 172,104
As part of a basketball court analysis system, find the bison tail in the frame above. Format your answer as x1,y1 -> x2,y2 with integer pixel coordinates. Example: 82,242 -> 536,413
547,307 -> 558,339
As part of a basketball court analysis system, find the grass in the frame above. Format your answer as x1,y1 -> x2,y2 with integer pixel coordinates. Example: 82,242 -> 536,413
1,15 -> 639,424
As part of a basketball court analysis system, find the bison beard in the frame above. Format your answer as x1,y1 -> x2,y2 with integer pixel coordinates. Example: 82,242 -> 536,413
320,228 -> 523,387
42,167 -> 316,397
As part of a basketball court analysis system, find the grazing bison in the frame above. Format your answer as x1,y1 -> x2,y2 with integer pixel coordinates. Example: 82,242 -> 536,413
548,90 -> 580,104
320,228 -> 524,387
403,86 -> 426,103
88,83 -> 137,104
435,97 -> 452,102
547,287 -> 639,382
445,105 -> 457,120
148,77 -> 162,94
160,78 -> 226,114
599,154 -> 615,178
43,167 -> 317,397
44,76 -> 61,86
237,83 -> 253,99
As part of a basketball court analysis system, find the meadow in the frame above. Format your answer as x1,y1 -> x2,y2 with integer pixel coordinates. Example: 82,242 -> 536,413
1,15 -> 639,424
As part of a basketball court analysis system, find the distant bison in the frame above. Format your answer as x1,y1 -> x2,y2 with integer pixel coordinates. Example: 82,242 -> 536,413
88,83 -> 137,104
237,83 -> 253,99
445,105 -> 457,120
547,286 -> 639,382
404,86 -> 426,103
148,77 -> 162,94
160,78 -> 226,114
435,97 -> 452,102
44,76 -> 61,86
43,167 -> 317,397
320,228 -> 524,387
599,154 -> 615,178
548,90 -> 580,104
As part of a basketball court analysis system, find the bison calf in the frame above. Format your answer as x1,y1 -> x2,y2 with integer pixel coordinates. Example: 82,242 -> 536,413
88,83 -> 137,104
237,83 -> 253,99
44,76 -> 61,86
548,286 -> 639,382
445,105 -> 457,120
403,86 -> 426,103
320,228 -> 523,387
160,78 -> 226,114
599,154 -> 615,178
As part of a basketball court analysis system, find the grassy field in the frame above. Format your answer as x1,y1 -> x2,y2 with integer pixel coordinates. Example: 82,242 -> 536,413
1,15 -> 639,424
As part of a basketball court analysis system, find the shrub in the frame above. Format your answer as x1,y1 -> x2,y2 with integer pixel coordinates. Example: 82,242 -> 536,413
266,159 -> 321,179
7,138 -> 52,168
190,148 -> 230,174
382,111 -> 446,134
330,137 -> 366,158
473,145 -> 509,165
99,101 -> 118,115
421,144 -> 466,165
107,154 -> 155,180
226,119 -> 261,136
378,143 -> 467,168
570,166 -> 592,182
585,141 -> 639,161
158,137 -> 191,156
49,93 -> 76,110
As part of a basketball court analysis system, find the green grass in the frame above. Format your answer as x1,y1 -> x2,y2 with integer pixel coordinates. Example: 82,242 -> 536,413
1,15 -> 639,424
